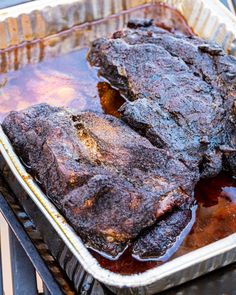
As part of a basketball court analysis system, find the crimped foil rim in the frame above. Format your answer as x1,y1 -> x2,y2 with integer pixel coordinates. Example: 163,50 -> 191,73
0,0 -> 235,53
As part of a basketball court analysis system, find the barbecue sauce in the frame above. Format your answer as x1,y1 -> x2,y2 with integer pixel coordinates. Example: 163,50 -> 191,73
0,2 -> 235,276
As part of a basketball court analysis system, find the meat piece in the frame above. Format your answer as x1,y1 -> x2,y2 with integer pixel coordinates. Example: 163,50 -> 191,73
133,208 -> 194,260
88,19 -> 236,178
2,103 -> 196,259
127,18 -> 154,29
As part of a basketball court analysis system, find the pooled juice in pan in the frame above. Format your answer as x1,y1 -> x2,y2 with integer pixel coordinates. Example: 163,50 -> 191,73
0,2 -> 193,121
0,2 -> 235,275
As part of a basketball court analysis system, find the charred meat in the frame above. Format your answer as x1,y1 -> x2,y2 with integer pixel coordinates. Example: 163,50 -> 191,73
2,103 -> 196,259
132,208 -> 193,260
88,19 -> 236,178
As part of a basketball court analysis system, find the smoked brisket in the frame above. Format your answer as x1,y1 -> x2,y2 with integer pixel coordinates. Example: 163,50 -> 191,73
2,103 -> 196,259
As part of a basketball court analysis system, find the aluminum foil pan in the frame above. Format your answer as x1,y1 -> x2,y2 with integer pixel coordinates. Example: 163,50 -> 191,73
0,0 -> 236,294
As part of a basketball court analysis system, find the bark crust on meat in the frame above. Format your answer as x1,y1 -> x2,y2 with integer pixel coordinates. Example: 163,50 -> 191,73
88,19 -> 236,179
2,104 -> 196,259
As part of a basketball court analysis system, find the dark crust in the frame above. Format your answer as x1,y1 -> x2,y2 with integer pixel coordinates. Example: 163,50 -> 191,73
2,103 -> 196,258
127,18 -> 154,29
132,209 -> 192,260
88,21 -> 236,179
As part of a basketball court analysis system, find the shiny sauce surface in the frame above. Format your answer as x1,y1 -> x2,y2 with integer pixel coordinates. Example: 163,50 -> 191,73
0,3 -> 235,275
0,3 -> 192,121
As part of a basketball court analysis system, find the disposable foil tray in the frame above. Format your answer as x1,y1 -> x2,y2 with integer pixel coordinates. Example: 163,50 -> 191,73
0,1 -> 236,294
